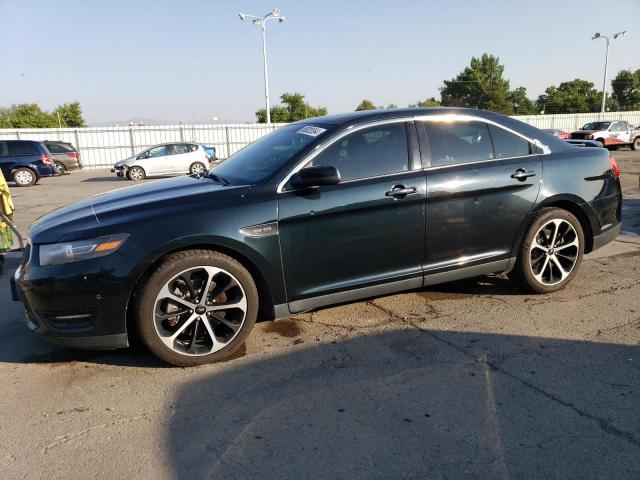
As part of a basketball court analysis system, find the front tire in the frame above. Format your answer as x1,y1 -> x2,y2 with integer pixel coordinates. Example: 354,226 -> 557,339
135,250 -> 258,366
127,166 -> 145,181
12,168 -> 37,187
509,208 -> 584,294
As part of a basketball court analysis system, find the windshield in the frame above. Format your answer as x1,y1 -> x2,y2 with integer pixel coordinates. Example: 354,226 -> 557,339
211,124 -> 330,184
581,122 -> 610,131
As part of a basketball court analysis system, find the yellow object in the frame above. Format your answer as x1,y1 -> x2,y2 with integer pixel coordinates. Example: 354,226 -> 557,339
0,170 -> 15,250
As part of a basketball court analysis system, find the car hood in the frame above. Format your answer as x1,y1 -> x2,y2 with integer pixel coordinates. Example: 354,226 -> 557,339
113,157 -> 133,167
29,175 -> 251,244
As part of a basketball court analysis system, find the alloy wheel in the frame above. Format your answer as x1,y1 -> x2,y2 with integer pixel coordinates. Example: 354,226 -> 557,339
190,163 -> 206,175
153,266 -> 247,356
55,162 -> 66,175
529,219 -> 580,286
129,167 -> 144,181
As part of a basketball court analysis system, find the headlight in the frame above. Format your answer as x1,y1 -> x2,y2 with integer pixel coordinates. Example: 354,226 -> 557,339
39,233 -> 129,266
586,134 -> 593,139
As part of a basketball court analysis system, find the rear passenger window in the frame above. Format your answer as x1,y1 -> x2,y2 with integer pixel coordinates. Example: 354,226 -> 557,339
189,144 -> 198,152
310,123 -> 409,181
424,121 -> 493,166
174,144 -> 189,154
46,144 -> 69,153
488,125 -> 531,158
8,142 -> 39,155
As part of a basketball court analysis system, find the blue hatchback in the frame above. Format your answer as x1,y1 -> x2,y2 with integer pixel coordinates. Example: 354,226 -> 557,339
0,140 -> 57,187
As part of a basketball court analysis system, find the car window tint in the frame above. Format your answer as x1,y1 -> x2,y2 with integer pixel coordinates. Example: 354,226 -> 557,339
174,144 -> 189,154
424,121 -> 494,166
46,143 -> 70,153
0,142 -> 7,156
488,125 -> 531,158
310,123 -> 409,181
189,144 -> 198,152
8,141 -> 39,155
148,146 -> 168,157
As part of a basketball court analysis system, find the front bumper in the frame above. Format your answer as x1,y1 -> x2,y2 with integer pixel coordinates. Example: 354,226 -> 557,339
11,248 -> 140,350
111,166 -> 126,177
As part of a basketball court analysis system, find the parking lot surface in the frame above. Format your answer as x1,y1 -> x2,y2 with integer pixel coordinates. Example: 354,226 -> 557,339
1,150 -> 639,479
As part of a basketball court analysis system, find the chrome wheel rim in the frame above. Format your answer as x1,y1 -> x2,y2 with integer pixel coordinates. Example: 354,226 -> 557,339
15,170 -> 33,184
191,163 -> 205,175
129,168 -> 144,180
529,219 -> 580,286
153,266 -> 247,356
55,163 -> 65,175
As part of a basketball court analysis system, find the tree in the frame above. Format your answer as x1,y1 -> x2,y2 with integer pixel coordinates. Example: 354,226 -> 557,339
508,87 -> 536,115
256,93 -> 327,123
0,102 -> 87,128
440,53 -> 513,114
355,99 -> 376,111
1,104 -> 57,128
535,79 -> 602,114
409,97 -> 440,107
611,69 -> 640,111
53,101 -> 86,127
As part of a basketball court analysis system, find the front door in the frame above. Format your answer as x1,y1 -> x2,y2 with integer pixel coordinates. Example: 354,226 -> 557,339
418,119 -> 542,274
278,121 -> 426,311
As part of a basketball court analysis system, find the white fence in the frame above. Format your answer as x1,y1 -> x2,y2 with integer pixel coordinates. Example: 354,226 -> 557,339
0,123 -> 285,168
514,111 -> 640,132
1,111 -> 639,168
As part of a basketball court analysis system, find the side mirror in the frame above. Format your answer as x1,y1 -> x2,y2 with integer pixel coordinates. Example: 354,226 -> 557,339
290,165 -> 341,189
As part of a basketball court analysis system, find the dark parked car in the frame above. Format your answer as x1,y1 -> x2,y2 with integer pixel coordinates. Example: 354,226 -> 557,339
12,108 -> 622,366
0,140 -> 57,187
43,141 -> 82,175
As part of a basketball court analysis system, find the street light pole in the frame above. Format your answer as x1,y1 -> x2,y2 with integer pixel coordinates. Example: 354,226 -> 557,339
239,9 -> 286,124
592,31 -> 628,114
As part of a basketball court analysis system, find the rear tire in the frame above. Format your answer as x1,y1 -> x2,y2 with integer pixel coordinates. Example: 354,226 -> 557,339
632,137 -> 640,151
189,162 -> 206,176
12,168 -> 37,187
54,162 -> 66,175
127,166 -> 145,181
135,250 -> 258,366
509,208 -> 584,294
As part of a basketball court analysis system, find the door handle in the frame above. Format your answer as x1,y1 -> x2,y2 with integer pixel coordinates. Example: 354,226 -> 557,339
511,169 -> 536,181
385,185 -> 417,198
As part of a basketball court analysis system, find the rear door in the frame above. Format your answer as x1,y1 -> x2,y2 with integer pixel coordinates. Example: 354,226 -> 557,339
171,144 -> 195,173
418,118 -> 542,276
278,121 -> 426,310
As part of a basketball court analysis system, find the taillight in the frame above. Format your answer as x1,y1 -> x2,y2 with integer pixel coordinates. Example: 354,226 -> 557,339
41,153 -> 52,165
67,152 -> 78,158
609,155 -> 620,177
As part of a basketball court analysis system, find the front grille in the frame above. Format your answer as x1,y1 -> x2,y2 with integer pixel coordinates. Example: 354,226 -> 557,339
571,133 -> 587,139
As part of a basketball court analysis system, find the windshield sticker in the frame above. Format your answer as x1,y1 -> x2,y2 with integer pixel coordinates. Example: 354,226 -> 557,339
297,126 -> 326,137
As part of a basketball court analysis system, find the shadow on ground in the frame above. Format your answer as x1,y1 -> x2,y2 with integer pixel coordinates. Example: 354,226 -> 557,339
166,329 -> 640,479
621,199 -> 640,236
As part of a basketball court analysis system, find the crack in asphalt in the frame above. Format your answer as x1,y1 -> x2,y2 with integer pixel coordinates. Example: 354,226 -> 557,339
365,301 -> 640,449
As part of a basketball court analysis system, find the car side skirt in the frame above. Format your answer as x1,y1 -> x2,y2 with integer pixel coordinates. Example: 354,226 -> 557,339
279,258 -> 516,317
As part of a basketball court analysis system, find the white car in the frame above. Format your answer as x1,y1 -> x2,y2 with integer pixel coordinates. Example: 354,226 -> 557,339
112,143 -> 213,180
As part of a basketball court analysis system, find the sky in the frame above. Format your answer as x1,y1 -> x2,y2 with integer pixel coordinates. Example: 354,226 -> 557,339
1,0 -> 639,125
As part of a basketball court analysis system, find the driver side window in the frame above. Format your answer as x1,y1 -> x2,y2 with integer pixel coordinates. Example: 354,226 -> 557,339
308,123 -> 409,182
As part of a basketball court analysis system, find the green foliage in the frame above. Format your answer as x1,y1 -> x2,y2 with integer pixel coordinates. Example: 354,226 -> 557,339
611,69 -> 640,111
0,102 -> 86,128
409,97 -> 441,107
508,87 -> 537,115
535,79 -> 603,114
440,53 -> 513,114
386,103 -> 398,109
355,99 -> 377,111
53,102 -> 86,127
256,93 -> 327,123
